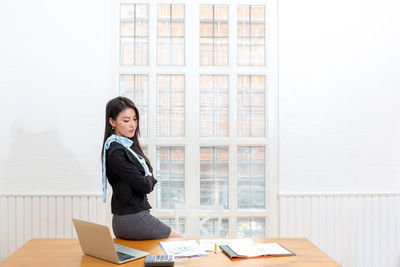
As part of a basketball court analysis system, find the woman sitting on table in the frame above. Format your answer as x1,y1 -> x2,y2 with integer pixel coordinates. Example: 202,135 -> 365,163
101,96 -> 182,240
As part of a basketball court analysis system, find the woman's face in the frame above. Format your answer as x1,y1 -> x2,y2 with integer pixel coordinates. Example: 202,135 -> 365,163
109,108 -> 137,138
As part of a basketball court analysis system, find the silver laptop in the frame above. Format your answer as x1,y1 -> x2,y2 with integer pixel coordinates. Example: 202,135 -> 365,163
72,218 -> 149,264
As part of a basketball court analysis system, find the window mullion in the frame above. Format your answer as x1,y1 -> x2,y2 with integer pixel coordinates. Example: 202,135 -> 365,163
228,3 -> 238,237
265,0 -> 279,237
229,142 -> 237,237
185,0 -> 200,215
146,2 -> 157,208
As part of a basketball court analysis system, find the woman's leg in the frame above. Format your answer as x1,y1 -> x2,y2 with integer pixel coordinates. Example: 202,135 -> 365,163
168,229 -> 183,238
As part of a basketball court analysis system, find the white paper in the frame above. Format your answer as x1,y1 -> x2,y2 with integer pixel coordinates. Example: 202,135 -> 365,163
199,238 -> 254,252
159,240 -> 208,258
256,243 -> 293,255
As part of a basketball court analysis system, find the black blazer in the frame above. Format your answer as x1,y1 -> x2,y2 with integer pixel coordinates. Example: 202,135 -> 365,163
106,142 -> 157,215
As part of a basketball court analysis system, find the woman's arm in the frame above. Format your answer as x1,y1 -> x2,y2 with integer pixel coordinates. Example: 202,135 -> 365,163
107,149 -> 157,194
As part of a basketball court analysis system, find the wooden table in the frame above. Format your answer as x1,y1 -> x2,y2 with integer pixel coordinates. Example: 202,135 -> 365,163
0,238 -> 340,267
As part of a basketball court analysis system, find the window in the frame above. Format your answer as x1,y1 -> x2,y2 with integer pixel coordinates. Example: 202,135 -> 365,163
237,5 -> 265,66
156,146 -> 185,209
156,74 -> 185,137
237,75 -> 265,137
120,74 -> 148,137
115,0 -> 278,238
200,219 -> 229,238
120,4 -> 148,65
157,4 -> 185,65
199,75 -> 229,137
237,146 -> 266,209
200,147 -> 229,209
199,5 -> 228,66
237,218 -> 266,238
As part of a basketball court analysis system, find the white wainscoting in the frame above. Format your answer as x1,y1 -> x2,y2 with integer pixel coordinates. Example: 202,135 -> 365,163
280,194 -> 400,267
0,194 -> 107,261
2,194 -> 400,266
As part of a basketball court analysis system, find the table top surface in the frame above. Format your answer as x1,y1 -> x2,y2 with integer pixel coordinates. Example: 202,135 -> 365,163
1,237 -> 340,267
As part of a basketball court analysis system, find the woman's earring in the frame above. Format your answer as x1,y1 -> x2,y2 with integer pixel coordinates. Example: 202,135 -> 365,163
111,126 -> 115,130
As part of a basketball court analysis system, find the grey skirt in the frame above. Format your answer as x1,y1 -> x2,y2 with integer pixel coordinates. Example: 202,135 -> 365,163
112,210 -> 171,240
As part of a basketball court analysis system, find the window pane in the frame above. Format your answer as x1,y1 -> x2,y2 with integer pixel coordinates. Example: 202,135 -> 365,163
199,22 -> 213,37
157,4 -> 185,65
160,218 -> 185,233
157,75 -> 185,137
120,37 -> 134,66
157,37 -> 169,64
237,75 -> 265,137
200,5 -> 228,66
199,39 -> 214,65
135,37 -> 148,65
119,74 -> 148,137
200,219 -> 229,238
171,37 -> 185,65
200,75 -> 229,137
120,4 -> 148,66
200,147 -> 229,209
156,147 -> 185,209
120,21 -> 134,36
251,38 -> 265,66
237,5 -> 265,66
215,38 -> 228,65
237,37 -> 250,66
237,218 -> 266,238
237,146 -> 265,209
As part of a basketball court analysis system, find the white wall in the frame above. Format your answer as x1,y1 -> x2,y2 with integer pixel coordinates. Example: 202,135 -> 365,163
279,0 -> 400,194
1,0 -> 400,266
0,0 -> 111,194
0,0 -> 399,206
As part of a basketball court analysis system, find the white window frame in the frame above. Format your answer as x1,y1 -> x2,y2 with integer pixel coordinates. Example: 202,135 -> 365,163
110,0 -> 278,237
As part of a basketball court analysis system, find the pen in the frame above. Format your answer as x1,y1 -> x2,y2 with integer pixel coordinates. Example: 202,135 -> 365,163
214,243 -> 218,254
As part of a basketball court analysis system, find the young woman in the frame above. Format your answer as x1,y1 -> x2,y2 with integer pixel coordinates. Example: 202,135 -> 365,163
101,96 -> 182,239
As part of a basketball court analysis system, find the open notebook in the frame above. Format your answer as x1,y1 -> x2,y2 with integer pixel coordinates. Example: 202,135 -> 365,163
219,242 -> 295,259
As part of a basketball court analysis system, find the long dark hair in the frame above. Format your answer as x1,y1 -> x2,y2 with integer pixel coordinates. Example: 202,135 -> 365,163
101,96 -> 152,172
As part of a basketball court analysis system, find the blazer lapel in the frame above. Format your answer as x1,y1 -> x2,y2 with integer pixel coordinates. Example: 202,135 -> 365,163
107,142 -> 146,174
122,147 -> 146,174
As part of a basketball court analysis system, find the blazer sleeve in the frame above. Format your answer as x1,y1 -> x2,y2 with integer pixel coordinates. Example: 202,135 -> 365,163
107,149 -> 158,194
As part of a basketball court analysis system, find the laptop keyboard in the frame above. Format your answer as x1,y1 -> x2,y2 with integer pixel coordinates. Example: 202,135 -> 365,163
117,251 -> 135,261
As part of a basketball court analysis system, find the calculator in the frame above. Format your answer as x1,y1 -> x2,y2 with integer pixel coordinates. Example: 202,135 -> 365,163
144,255 -> 175,266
